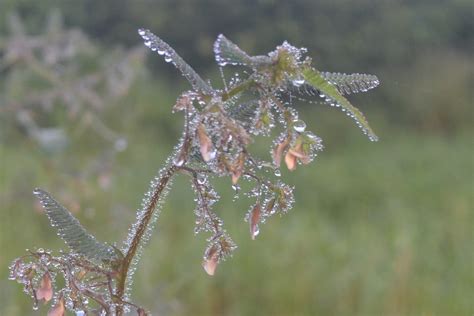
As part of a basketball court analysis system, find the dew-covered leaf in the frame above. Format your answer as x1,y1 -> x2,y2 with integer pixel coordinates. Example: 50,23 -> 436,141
33,188 -> 120,263
225,100 -> 258,126
320,72 -> 380,95
214,34 -> 253,66
302,67 -> 378,141
292,72 -> 379,97
214,34 -> 271,67
138,28 -> 214,95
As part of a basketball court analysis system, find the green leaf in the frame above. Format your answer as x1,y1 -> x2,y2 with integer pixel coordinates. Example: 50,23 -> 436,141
320,72 -> 380,95
225,100 -> 258,126
138,28 -> 214,95
214,34 -> 272,68
302,67 -> 378,141
33,188 -> 121,263
214,34 -> 253,66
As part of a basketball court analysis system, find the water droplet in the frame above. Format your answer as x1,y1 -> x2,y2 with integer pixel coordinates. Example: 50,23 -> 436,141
138,29 -> 146,36
292,120 -> 306,133
305,132 -> 319,142
174,158 -> 184,166
274,169 -> 281,177
144,41 -> 152,47
157,49 -> 166,55
164,55 -> 172,63
208,150 -> 217,160
292,78 -> 305,87
252,226 -> 260,239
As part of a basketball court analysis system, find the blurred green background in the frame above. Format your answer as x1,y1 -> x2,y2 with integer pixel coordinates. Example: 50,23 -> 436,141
0,0 -> 473,315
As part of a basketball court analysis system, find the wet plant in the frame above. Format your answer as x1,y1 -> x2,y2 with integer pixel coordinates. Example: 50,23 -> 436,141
9,28 -> 380,315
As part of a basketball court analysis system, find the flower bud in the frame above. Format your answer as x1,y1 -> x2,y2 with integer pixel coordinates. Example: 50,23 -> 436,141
48,296 -> 65,316
231,152 -> 245,185
249,203 -> 261,240
36,272 -> 53,302
202,246 -> 219,276
273,137 -> 290,167
197,124 -> 214,162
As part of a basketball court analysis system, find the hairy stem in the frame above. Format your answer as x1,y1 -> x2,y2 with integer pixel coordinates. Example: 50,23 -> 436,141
115,165 -> 177,315
221,78 -> 256,101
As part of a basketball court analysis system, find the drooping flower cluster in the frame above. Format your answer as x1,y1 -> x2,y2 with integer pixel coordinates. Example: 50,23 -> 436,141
9,249 -> 130,315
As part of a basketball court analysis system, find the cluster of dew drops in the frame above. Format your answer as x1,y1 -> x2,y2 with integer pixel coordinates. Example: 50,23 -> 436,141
9,248 -> 121,315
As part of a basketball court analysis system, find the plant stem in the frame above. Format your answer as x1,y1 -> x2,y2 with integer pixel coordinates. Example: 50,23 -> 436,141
221,78 -> 256,101
115,165 -> 177,315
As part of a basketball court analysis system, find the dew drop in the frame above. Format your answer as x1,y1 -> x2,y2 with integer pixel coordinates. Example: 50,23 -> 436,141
174,158 -> 184,166
292,120 -> 306,133
138,29 -> 146,36
252,226 -> 260,239
164,55 -> 172,63
292,79 -> 305,87
144,41 -> 152,47
157,49 -> 166,55
208,150 -> 217,160
274,169 -> 281,177
305,132 -> 319,142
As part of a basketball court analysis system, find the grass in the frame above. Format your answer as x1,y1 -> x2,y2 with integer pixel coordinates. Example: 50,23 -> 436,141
1,116 -> 472,315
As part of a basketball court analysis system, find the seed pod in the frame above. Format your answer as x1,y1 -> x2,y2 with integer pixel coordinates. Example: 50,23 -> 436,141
202,245 -> 219,276
273,137 -> 290,167
249,203 -> 261,240
197,124 -> 214,162
48,296 -> 65,316
36,272 -> 53,302
285,138 -> 310,170
284,150 -> 298,171
231,152 -> 245,185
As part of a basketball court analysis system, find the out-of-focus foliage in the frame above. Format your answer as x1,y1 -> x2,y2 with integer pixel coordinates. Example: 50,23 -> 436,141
0,1 -> 472,315
0,10 -> 146,150
0,10 -> 147,207
1,0 -> 472,133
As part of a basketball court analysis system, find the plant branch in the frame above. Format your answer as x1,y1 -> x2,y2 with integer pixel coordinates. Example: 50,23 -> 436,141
221,78 -> 256,101
115,164 -> 177,314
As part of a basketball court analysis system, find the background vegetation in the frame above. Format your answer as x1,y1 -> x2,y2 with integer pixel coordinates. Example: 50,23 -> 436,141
1,0 -> 472,315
